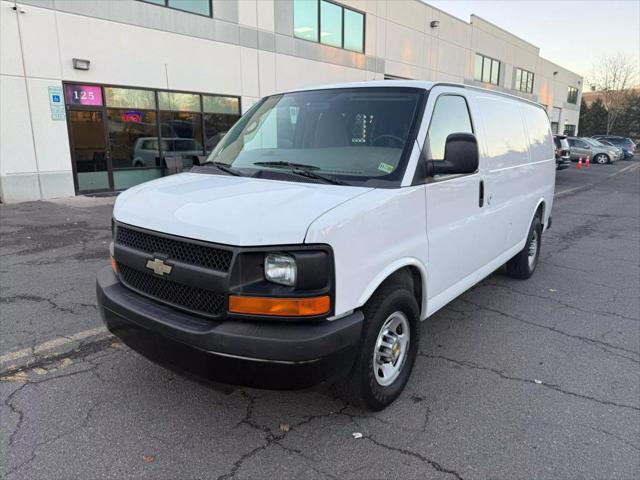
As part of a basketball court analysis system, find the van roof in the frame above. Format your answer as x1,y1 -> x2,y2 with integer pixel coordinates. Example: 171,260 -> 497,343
284,80 -> 545,109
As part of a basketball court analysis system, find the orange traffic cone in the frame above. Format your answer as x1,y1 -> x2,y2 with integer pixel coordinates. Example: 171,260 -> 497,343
577,158 -> 583,170
585,156 -> 590,167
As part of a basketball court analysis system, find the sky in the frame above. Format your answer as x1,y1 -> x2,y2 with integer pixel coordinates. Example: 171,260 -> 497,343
426,0 -> 640,83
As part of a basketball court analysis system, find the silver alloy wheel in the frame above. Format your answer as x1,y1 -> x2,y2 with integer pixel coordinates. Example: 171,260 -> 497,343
528,229 -> 539,270
595,154 -> 608,164
373,311 -> 410,386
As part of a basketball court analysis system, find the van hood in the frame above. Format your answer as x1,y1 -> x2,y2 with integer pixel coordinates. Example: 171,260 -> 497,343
113,172 -> 372,246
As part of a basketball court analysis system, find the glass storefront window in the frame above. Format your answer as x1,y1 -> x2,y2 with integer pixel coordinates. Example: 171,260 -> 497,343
320,1 -> 342,48
105,87 -> 156,109
203,95 -> 240,114
204,113 -> 237,153
159,111 -> 204,171
158,91 -> 201,112
293,0 -> 318,41
107,109 -> 158,169
69,110 -> 110,192
344,8 -> 364,53
66,82 -> 240,193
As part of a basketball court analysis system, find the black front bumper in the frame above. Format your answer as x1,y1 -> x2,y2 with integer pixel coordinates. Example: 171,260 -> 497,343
96,267 -> 363,389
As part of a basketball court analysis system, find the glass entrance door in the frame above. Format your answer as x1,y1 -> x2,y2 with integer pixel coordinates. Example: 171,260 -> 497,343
68,110 -> 112,192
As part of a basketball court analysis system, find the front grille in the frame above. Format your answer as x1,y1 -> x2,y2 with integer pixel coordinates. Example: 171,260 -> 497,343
116,226 -> 233,272
118,263 -> 225,317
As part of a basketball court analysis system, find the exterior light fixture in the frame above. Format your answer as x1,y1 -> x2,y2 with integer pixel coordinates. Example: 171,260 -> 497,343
553,71 -> 558,76
72,58 -> 91,71
430,20 -> 440,28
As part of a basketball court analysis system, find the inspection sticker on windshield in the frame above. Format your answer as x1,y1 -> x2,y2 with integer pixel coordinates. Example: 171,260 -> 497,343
378,162 -> 394,174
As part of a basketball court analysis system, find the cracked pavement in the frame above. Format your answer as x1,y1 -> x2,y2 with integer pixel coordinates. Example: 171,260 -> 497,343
1,161 -> 639,479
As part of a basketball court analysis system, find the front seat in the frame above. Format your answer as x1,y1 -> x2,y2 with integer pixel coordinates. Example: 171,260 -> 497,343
312,111 -> 350,147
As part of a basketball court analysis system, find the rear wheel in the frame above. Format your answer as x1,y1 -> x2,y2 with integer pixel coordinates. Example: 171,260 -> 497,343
594,153 -> 609,164
506,216 -> 542,280
335,284 -> 419,411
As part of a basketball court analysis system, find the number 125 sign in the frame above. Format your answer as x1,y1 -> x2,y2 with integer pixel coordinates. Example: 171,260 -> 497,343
63,84 -> 103,106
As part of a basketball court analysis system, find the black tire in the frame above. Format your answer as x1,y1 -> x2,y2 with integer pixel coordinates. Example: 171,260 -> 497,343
506,215 -> 542,280
335,284 -> 419,411
594,153 -> 609,164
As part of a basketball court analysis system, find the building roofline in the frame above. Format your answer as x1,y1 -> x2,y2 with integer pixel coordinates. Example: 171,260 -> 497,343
469,14 -> 539,51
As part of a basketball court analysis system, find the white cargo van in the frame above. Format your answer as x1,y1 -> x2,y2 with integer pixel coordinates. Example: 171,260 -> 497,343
97,81 -> 554,410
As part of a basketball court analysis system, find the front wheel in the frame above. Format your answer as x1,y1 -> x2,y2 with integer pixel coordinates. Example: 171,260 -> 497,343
594,153 -> 609,164
335,285 -> 419,411
506,216 -> 542,279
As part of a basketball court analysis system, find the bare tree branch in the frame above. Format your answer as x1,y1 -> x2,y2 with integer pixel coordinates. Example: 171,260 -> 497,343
588,53 -> 638,134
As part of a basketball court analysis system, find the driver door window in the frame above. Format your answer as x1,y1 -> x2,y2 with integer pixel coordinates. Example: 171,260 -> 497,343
427,95 -> 473,160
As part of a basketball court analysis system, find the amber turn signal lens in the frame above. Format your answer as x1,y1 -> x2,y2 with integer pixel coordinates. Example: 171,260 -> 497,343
110,256 -> 117,273
228,295 -> 330,317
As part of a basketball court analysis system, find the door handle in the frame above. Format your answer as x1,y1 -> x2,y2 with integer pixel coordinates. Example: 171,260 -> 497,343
479,180 -> 484,208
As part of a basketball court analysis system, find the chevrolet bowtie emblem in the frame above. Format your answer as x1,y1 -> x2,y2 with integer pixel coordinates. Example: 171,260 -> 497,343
146,258 -> 173,276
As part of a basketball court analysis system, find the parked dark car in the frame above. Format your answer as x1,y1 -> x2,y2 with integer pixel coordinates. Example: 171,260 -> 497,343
554,135 -> 571,170
592,135 -> 636,159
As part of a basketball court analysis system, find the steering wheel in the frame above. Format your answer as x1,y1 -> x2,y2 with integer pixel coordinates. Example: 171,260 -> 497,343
371,134 -> 404,148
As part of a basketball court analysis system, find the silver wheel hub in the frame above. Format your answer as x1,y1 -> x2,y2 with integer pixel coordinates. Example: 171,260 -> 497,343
528,229 -> 538,269
373,311 -> 410,386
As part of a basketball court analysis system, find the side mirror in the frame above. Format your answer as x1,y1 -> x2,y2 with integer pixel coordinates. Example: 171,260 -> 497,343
426,133 -> 479,176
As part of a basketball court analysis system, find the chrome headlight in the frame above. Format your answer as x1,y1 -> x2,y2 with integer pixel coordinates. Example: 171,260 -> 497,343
264,253 -> 297,287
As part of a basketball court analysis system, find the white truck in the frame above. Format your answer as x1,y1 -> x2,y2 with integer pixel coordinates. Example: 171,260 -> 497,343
97,81 -> 555,410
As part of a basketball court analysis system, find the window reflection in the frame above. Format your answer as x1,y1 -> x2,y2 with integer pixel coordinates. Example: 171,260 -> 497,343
320,1 -> 342,48
159,111 -> 204,171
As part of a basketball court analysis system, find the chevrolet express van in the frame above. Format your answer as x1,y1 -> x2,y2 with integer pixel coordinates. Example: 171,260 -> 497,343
97,81 -> 554,410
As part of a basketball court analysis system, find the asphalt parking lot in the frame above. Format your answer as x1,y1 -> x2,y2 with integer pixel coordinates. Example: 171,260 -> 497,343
1,159 -> 639,479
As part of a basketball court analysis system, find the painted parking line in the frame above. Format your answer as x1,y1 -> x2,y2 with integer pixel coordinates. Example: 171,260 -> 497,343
0,326 -> 109,367
555,162 -> 639,198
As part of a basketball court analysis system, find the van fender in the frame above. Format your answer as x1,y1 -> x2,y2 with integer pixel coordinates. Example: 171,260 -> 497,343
530,197 -> 547,228
356,258 -> 429,321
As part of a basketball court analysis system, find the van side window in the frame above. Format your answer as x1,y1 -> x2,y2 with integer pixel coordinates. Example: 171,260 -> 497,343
427,95 -> 473,160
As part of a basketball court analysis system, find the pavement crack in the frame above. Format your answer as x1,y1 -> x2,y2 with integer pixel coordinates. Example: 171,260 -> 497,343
363,435 -> 465,480
483,281 -> 639,323
461,299 -> 640,364
0,336 -> 115,379
4,381 -> 29,448
421,353 -> 640,412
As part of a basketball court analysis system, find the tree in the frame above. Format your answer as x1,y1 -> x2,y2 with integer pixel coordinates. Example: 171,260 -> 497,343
578,97 -> 607,136
614,90 -> 640,142
588,53 -> 638,134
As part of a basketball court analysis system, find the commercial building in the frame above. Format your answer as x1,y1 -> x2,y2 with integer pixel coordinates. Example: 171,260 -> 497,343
0,0 -> 583,203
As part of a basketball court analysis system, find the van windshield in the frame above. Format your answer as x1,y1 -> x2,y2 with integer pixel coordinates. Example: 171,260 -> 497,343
201,87 -> 425,187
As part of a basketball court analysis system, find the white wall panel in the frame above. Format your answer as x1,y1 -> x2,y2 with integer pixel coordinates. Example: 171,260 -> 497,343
17,5 -> 62,79
26,78 -> 71,173
0,75 -> 37,175
256,0 -> 274,31
258,50 -> 276,96
274,54 -> 368,92
385,21 -> 425,67
238,0 -> 257,28
0,4 -> 24,76
240,46 -> 260,97
386,0 -> 426,33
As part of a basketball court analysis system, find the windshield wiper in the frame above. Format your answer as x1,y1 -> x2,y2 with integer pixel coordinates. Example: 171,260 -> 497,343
253,161 -> 321,171
201,161 -> 243,177
253,161 -> 346,185
289,168 -> 347,186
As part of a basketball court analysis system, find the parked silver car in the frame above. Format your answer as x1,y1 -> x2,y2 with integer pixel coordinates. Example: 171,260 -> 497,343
567,137 -> 620,164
